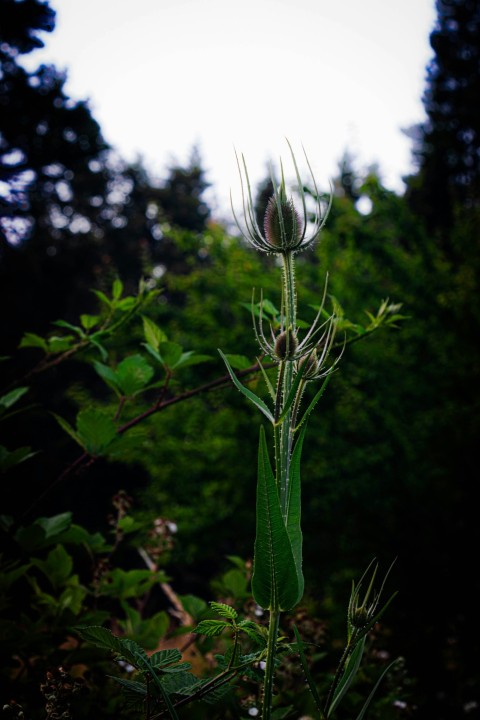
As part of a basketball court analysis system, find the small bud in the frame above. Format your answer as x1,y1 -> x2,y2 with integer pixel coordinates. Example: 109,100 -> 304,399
264,195 -> 302,250
298,349 -> 319,379
351,605 -> 369,628
274,329 -> 298,360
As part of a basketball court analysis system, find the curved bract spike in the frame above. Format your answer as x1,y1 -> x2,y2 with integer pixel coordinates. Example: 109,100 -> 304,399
232,141 -> 331,255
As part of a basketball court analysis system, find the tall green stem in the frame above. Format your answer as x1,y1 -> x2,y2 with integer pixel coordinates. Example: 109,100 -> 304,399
262,609 -> 280,720
263,251 -> 297,720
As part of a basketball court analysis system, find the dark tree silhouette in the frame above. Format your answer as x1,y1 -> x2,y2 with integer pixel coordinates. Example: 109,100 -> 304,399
406,0 -> 480,231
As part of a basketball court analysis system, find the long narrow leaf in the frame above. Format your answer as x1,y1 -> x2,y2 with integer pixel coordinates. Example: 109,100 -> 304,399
251,427 -> 300,611
293,625 -> 324,717
218,350 -> 274,423
355,660 -> 399,720
328,636 -> 366,717
286,426 -> 307,605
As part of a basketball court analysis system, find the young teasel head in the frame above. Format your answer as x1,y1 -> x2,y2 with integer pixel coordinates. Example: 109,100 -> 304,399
347,560 -> 397,642
251,275 -> 343,370
231,140 -> 332,255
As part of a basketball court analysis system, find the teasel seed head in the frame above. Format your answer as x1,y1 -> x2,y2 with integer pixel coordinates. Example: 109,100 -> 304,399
264,195 -> 303,250
274,329 -> 298,360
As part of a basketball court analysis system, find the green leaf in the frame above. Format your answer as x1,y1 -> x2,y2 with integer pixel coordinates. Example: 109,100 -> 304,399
91,289 -> 113,308
93,361 -> 122,394
53,319 -> 84,336
158,341 -> 183,369
194,619 -> 230,637
355,660 -> 399,720
80,313 -> 100,330
142,316 -> 167,351
224,354 -> 252,370
221,568 -> 247,598
115,354 -> 154,396
178,594 -> 208,621
218,349 -> 274,423
31,544 -> 73,590
286,426 -> 306,605
210,601 -> 237,619
76,625 -> 149,669
112,278 -> 123,300
53,413 -> 83,447
328,636 -> 366,717
0,387 -> 29,410
0,445 -> 36,472
99,568 -> 165,599
37,513 -> 72,539
149,648 -> 182,668
173,351 -> 212,370
47,335 -> 75,353
237,620 -> 268,646
251,427 -> 300,611
108,676 -> 146,696
76,408 -> 117,455
19,332 -> 48,351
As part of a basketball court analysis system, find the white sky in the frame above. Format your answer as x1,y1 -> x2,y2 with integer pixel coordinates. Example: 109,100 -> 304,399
24,0 -> 436,217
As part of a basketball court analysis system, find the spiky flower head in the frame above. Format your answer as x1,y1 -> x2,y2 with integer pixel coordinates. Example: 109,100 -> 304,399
264,194 -> 303,250
274,328 -> 298,360
231,140 -> 332,255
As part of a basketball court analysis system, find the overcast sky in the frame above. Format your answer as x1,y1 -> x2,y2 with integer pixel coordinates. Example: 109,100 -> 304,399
25,0 -> 437,216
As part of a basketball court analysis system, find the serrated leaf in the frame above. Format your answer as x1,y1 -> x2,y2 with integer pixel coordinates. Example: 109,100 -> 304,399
108,676 -> 146,696
76,626 -> 149,669
237,620 -> 268,646
76,408 -> 117,455
219,349 -> 273,423
142,316 -> 167,351
210,601 -> 237,619
149,648 -> 182,667
115,354 -> 154,396
194,619 -> 230,637
251,427 -> 300,611
0,387 -> 29,410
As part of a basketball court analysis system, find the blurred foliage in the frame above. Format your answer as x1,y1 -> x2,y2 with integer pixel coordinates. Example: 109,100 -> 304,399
1,0 -> 480,718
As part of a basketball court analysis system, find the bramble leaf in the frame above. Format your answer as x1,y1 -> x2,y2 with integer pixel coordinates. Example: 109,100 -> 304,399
210,601 -> 237,619
194,619 -> 230,637
115,355 -> 154,396
76,408 -> 117,455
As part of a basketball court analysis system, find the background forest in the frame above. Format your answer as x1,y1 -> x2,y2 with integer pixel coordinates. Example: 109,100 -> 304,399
1,1 -> 479,718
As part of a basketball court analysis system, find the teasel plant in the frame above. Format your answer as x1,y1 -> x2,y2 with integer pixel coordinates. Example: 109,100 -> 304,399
221,142 -> 396,719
